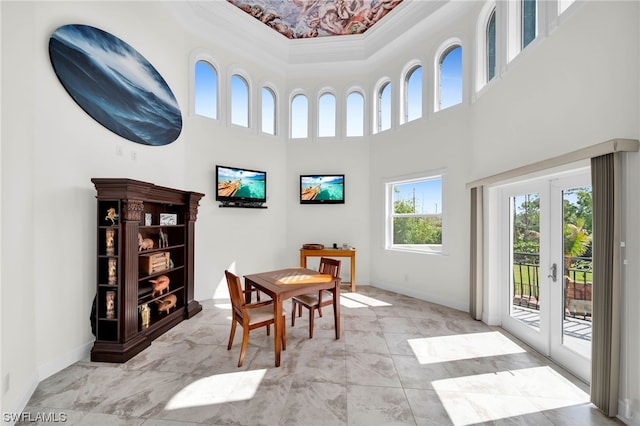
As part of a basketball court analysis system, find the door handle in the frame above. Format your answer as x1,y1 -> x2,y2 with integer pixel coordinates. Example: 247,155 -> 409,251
548,263 -> 557,282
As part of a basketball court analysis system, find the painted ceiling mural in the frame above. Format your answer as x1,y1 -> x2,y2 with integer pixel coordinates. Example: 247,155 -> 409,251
227,0 -> 403,39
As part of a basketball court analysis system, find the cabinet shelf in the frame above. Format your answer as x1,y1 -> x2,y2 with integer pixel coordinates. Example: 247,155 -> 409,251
138,286 -> 183,306
91,178 -> 204,363
138,244 -> 184,255
139,265 -> 184,280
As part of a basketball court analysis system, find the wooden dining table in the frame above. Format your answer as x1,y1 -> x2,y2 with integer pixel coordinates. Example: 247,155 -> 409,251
244,267 -> 341,367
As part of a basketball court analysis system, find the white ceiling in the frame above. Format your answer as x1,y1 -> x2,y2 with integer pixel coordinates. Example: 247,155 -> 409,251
164,0 -> 472,72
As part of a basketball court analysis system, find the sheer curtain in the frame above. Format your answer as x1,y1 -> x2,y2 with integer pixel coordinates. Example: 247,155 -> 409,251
590,152 -> 621,417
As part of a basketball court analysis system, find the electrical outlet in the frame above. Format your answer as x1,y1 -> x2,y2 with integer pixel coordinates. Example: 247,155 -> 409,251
4,373 -> 10,393
131,151 -> 137,161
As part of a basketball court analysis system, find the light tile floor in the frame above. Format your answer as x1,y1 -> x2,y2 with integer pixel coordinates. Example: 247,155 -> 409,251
20,286 -> 623,425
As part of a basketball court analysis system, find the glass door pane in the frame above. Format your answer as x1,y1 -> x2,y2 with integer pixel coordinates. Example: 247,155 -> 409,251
560,185 -> 592,358
549,171 -> 592,383
509,193 -> 541,331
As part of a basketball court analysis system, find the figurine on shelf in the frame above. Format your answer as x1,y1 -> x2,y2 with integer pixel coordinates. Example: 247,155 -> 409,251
138,232 -> 154,251
106,229 -> 115,255
149,275 -> 170,297
157,294 -> 177,314
139,303 -> 151,328
158,228 -> 168,248
106,291 -> 115,319
105,207 -> 119,226
108,259 -> 117,285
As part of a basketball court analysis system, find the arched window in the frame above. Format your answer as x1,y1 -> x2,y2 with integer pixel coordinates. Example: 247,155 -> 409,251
231,74 -> 249,127
522,0 -> 537,49
261,87 -> 276,135
346,91 -> 364,137
318,92 -> 336,137
291,94 -> 308,139
376,82 -> 391,133
438,45 -> 462,111
194,60 -> 217,119
486,9 -> 496,82
404,65 -> 422,123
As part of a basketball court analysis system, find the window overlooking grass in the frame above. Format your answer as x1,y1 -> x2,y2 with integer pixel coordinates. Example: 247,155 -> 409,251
386,173 -> 444,254
194,60 -> 217,119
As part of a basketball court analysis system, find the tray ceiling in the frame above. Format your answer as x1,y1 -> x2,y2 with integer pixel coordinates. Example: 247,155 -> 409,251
227,0 -> 404,39
165,1 -> 469,69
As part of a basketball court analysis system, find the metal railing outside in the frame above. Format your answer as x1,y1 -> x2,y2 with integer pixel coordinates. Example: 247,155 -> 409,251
512,253 -> 592,321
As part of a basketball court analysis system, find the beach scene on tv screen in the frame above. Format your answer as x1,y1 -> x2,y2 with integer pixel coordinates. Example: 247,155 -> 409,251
301,176 -> 344,201
218,167 -> 265,199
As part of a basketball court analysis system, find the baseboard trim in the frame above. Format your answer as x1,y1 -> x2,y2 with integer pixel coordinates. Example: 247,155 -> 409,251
6,342 -> 91,425
618,399 -> 639,425
369,281 -> 468,312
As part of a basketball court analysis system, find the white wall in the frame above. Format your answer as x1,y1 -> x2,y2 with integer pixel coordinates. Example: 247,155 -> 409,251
1,1 -> 38,416
470,2 -> 640,421
2,0 -> 640,423
367,4 -> 477,310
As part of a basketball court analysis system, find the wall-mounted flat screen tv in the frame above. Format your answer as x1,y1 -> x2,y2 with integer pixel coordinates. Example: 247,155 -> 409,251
216,165 -> 267,205
300,174 -> 345,204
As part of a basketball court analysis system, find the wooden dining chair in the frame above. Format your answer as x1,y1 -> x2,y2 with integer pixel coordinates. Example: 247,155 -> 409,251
290,257 -> 341,338
225,270 -> 285,367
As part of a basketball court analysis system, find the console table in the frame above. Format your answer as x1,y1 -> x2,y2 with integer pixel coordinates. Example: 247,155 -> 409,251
300,247 -> 356,292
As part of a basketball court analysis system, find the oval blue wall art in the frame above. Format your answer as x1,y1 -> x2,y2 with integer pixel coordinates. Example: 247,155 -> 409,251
49,24 -> 182,146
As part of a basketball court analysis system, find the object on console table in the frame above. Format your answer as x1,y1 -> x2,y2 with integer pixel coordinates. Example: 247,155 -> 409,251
302,243 -> 324,250
299,246 -> 356,293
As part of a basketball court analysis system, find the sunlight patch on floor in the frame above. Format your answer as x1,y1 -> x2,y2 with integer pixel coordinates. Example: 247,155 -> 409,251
340,292 -> 392,308
409,331 -> 526,364
165,369 -> 267,410
433,366 -> 590,425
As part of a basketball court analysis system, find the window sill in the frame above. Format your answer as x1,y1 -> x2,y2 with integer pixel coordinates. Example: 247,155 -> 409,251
386,245 -> 445,255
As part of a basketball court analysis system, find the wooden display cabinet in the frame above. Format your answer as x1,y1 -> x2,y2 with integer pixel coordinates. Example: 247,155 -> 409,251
91,178 -> 204,362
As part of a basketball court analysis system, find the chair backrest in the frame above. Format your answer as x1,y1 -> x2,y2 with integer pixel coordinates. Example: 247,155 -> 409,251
225,270 -> 245,316
319,257 -> 341,280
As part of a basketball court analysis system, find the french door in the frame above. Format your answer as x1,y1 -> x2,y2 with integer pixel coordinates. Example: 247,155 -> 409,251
500,169 -> 592,382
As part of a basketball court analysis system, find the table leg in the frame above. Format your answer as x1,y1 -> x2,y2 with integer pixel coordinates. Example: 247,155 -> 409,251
245,282 -> 253,304
273,295 -> 282,367
333,279 -> 341,339
350,254 -> 356,293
